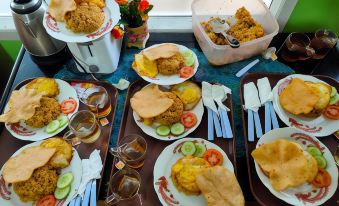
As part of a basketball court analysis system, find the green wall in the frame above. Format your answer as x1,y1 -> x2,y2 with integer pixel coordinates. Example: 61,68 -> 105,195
283,0 -> 339,34
0,41 -> 21,61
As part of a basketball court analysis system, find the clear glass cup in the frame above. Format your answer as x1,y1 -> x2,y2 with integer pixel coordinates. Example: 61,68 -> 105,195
281,32 -> 315,62
310,29 -> 338,59
110,134 -> 147,169
105,167 -> 142,205
80,86 -> 111,118
63,110 -> 101,144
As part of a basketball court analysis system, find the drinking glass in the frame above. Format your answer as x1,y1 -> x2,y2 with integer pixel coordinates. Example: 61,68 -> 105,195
310,29 -> 338,59
63,110 -> 101,144
105,167 -> 142,205
110,134 -> 147,169
281,32 -> 315,62
80,86 -> 111,118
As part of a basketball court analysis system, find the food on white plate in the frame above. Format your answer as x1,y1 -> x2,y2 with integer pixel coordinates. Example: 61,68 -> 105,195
40,137 -> 73,169
279,78 -> 336,118
171,81 -> 202,110
251,139 -> 319,191
25,77 -> 59,98
60,98 -> 78,114
201,7 -> 264,45
26,97 -> 61,128
132,44 -> 195,78
171,156 -> 210,195
2,138 -> 74,202
195,166 -> 245,206
202,148 -> 224,167
0,89 -> 44,123
48,0 -> 105,33
153,92 -> 184,125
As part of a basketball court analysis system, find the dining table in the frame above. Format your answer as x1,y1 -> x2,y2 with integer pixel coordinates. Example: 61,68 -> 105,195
0,32 -> 338,205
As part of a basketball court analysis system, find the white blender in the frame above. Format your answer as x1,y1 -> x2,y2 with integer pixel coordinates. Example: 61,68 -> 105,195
43,0 -> 122,74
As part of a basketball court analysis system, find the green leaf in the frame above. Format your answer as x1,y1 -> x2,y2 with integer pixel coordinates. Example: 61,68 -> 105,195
144,5 -> 153,14
117,19 -> 128,25
120,6 -> 129,15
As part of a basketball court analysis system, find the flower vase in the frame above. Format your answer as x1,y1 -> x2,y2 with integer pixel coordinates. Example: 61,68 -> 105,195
125,22 -> 149,49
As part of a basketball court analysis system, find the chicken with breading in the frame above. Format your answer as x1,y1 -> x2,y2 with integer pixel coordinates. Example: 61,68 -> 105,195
40,138 -> 73,169
65,2 -> 104,33
25,97 -> 61,128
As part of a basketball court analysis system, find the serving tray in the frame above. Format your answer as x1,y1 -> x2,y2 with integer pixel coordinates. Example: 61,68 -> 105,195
0,79 -> 118,197
107,79 -> 237,205
240,73 -> 339,206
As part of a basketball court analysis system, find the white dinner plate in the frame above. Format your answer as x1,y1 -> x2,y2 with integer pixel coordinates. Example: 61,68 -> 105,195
4,79 -> 79,141
272,74 -> 339,137
254,127 -> 338,206
0,141 -> 82,206
153,138 -> 234,206
134,43 -> 199,86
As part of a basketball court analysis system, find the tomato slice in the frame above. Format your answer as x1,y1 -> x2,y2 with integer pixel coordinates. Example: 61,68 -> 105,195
203,149 -> 224,166
180,112 -> 197,128
323,105 -> 339,120
179,66 -> 194,78
312,168 -> 331,188
60,98 -> 77,114
37,195 -> 56,206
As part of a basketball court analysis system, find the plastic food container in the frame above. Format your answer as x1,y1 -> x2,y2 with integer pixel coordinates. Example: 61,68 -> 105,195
192,0 -> 279,65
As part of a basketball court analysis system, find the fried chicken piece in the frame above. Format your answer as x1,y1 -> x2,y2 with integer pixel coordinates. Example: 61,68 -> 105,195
25,77 -> 59,98
75,0 -> 105,9
154,92 -> 184,125
65,2 -> 104,33
41,138 -> 73,169
25,97 -> 61,128
156,53 -> 185,75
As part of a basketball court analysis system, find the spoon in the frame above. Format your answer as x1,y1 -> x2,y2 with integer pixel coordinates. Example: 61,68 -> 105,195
210,19 -> 240,48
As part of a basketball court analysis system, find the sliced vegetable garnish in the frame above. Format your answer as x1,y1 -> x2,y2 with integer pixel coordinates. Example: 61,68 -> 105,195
314,156 -> 327,169
182,50 -> 195,66
170,123 -> 185,136
57,115 -> 69,128
193,143 -> 206,157
179,66 -> 194,78
37,195 -> 56,206
323,105 -> 339,120
54,185 -> 71,200
312,168 -> 331,188
182,50 -> 194,58
203,148 -> 224,166
330,93 -> 339,105
60,98 -> 77,114
181,141 -> 196,156
306,146 -> 322,157
156,125 -> 171,136
57,172 -> 74,189
45,120 -> 60,134
180,112 -> 197,128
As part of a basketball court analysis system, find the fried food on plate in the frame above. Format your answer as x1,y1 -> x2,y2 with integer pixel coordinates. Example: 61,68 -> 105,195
75,0 -> 106,8
304,82 -> 331,117
251,139 -> 318,191
143,44 -> 180,61
25,97 -> 61,128
279,78 -> 320,116
3,146 -> 56,183
131,84 -> 174,119
0,89 -> 43,123
156,53 -> 185,75
154,92 -> 184,125
41,138 -> 73,169
195,166 -> 245,206
13,165 -> 58,202
171,156 -> 210,195
65,2 -> 104,33
48,0 -> 77,21
171,81 -> 202,110
132,53 -> 158,78
26,77 -> 59,98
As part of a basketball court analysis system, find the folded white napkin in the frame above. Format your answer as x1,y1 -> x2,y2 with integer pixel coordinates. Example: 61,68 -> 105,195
78,150 -> 103,197
257,77 -> 273,105
113,79 -> 130,90
202,81 -> 218,114
244,82 -> 261,112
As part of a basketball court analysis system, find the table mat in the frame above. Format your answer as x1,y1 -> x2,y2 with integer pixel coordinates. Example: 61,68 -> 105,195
54,48 -> 294,156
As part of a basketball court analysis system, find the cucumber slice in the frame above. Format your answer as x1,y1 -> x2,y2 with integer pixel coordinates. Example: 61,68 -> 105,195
54,185 -> 71,200
314,155 -> 327,169
45,120 -> 60,134
170,123 -> 185,136
330,93 -> 339,105
193,143 -> 206,157
57,172 -> 74,189
182,50 -> 193,58
57,115 -> 69,128
330,86 -> 337,97
306,146 -> 322,157
184,56 -> 195,67
156,125 -> 170,136
181,141 -> 196,156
